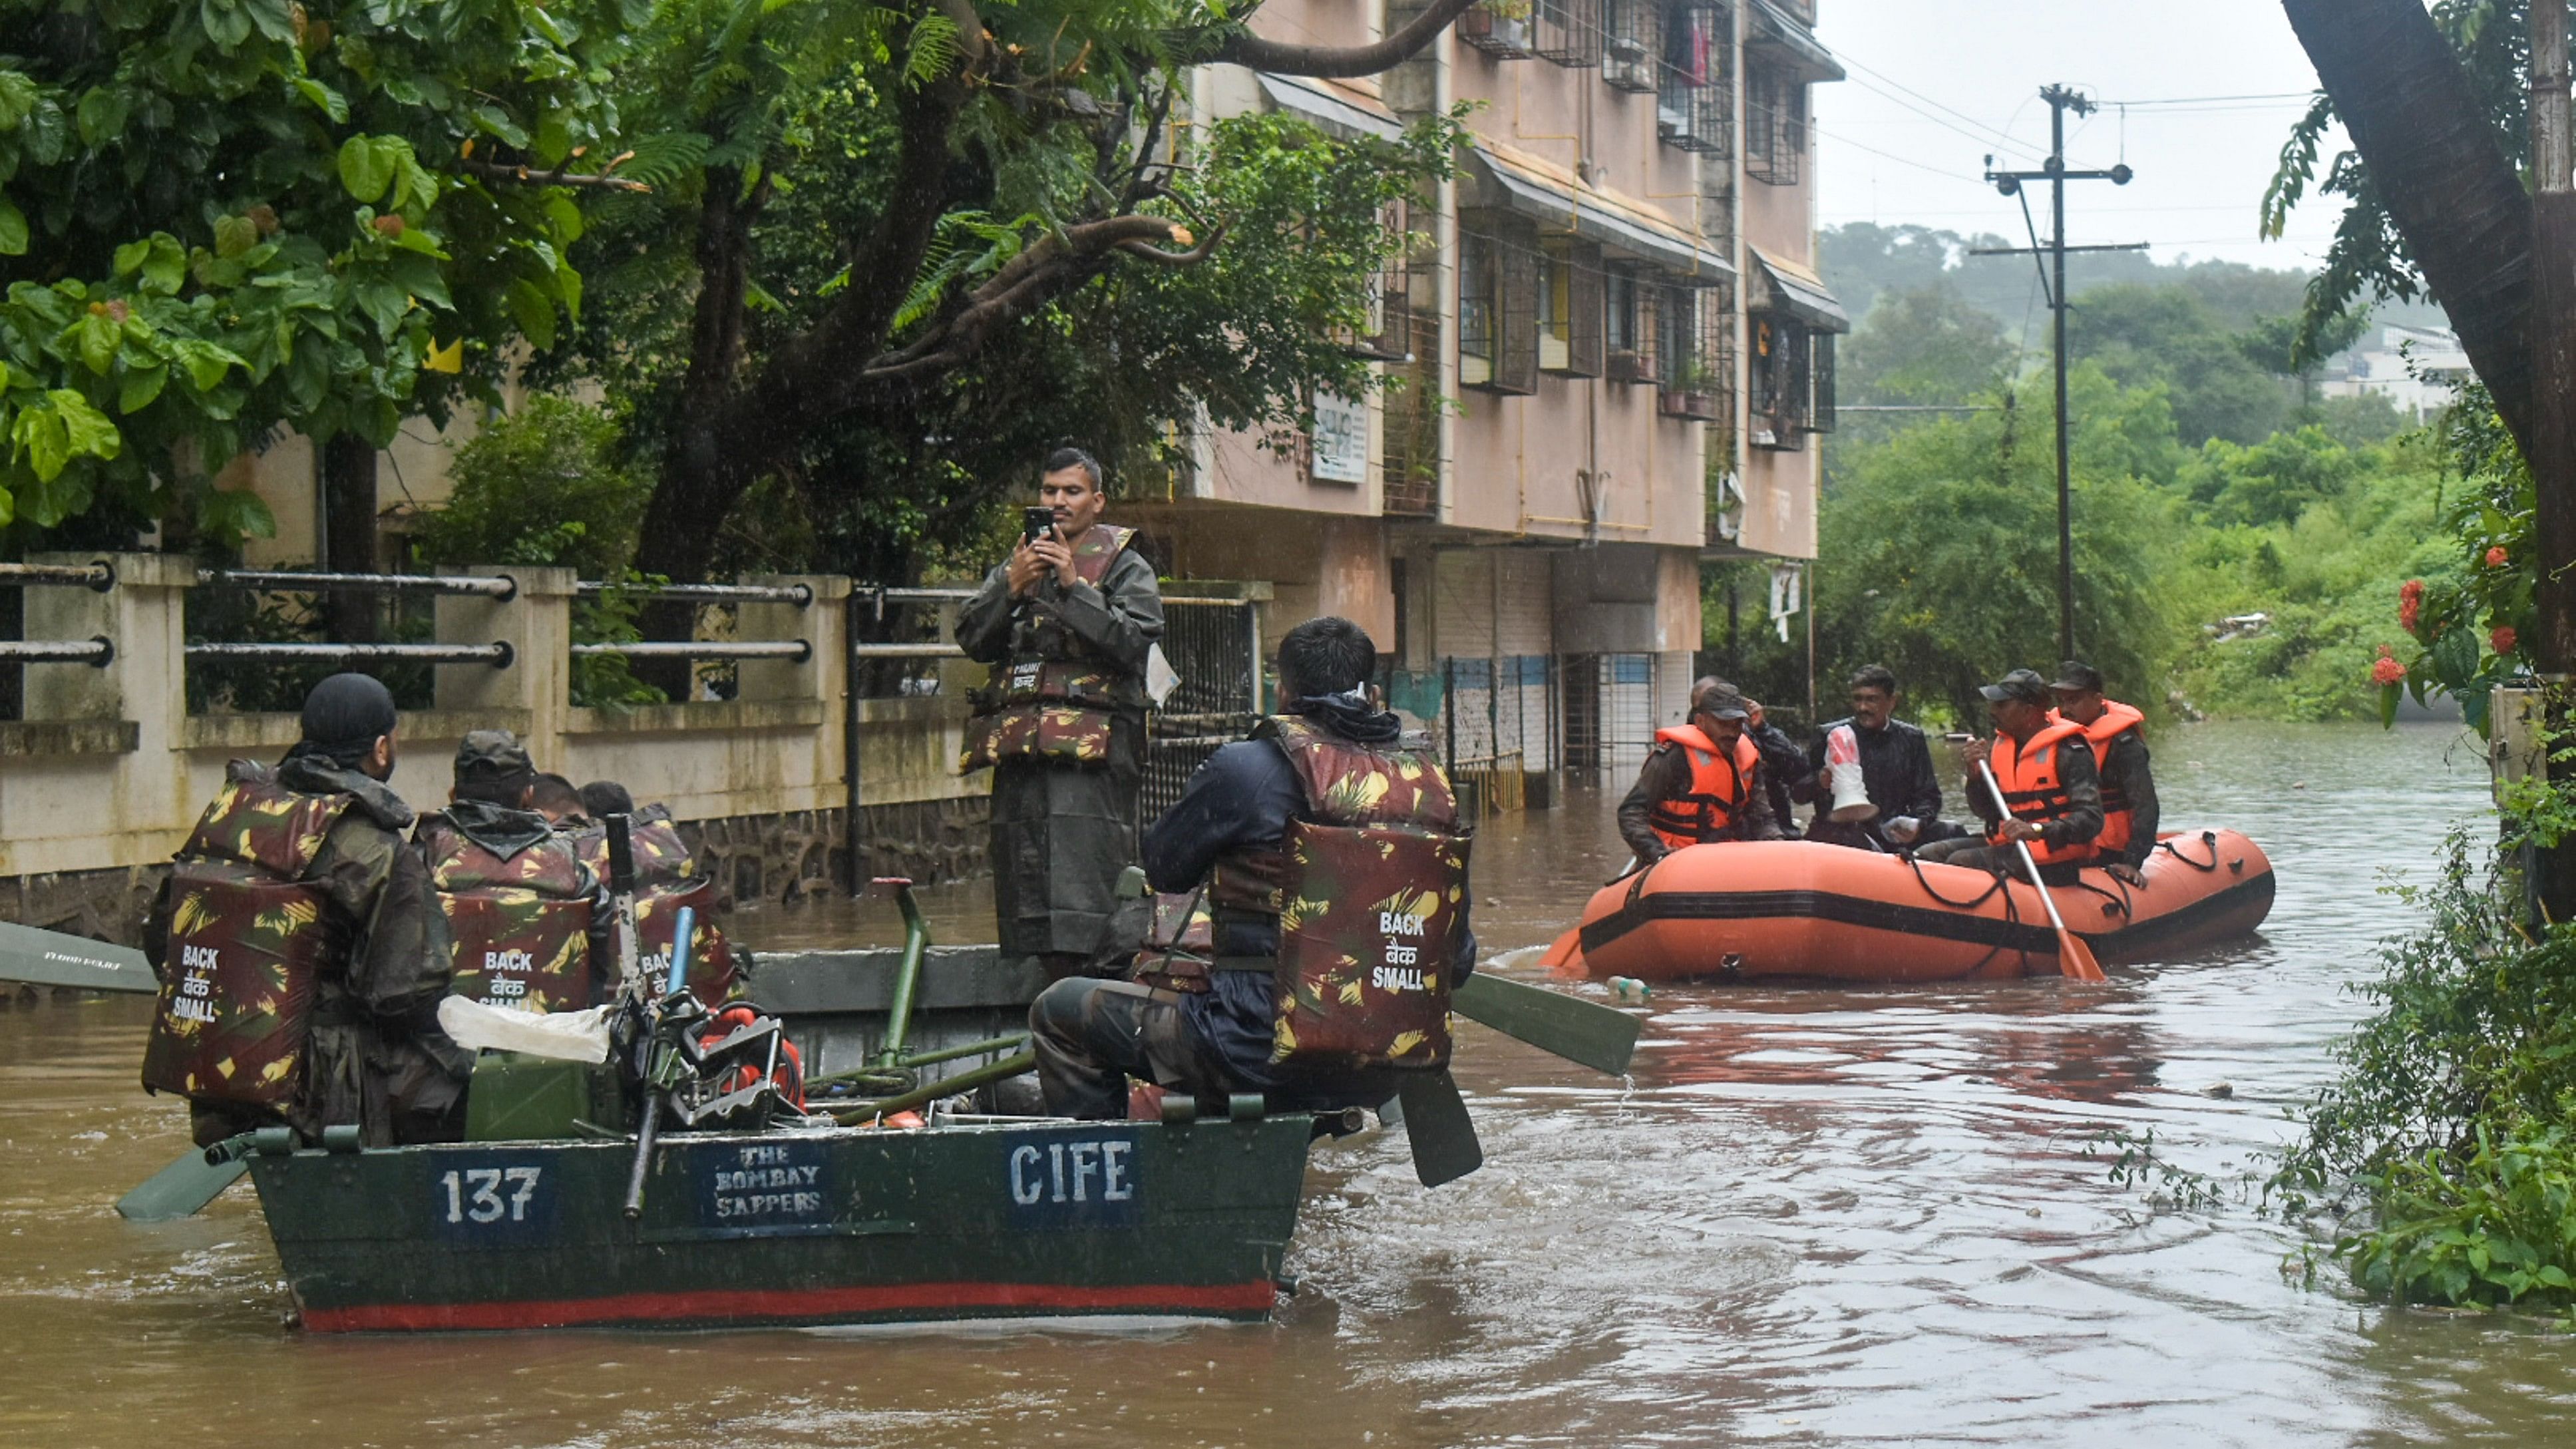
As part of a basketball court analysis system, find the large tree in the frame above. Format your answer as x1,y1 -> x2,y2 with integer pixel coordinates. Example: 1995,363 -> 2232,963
596,0 -> 1481,608
0,0 -> 618,557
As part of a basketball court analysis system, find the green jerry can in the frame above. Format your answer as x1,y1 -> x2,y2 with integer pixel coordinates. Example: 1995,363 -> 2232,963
463,1052 -> 628,1143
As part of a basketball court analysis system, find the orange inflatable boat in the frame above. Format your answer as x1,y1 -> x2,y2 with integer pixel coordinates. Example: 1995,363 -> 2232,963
1541,830 -> 2275,984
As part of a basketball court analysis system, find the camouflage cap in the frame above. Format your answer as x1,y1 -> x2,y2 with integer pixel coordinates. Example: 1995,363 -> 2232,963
1978,668 -> 2051,706
454,729 -> 535,784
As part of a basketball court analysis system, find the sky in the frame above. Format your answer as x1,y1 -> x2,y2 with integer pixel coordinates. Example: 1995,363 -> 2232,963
1809,0 -> 2348,272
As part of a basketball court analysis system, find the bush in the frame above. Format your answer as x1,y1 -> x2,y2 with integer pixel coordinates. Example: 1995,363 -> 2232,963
2275,827 -> 2576,1310
414,395 -> 663,707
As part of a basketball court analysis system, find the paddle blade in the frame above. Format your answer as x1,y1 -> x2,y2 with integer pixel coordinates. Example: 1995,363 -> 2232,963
2056,929 -> 2108,982
115,1141 -> 251,1222
1453,971 -> 1639,1076
1397,1068 -> 1483,1187
0,919 -> 156,993
1537,927 -> 1588,976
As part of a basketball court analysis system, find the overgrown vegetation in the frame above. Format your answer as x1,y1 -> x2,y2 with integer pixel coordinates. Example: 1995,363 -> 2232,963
1713,232 -> 2452,725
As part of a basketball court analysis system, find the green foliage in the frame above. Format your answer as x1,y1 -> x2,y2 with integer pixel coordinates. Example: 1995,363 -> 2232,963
413,395 -> 645,577
2376,384 -> 2532,734
412,394 -> 661,706
1746,363 -> 2181,723
0,0 -> 620,546
2273,818 -> 2576,1312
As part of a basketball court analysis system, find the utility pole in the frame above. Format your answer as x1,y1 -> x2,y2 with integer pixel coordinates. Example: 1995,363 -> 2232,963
1976,87 -> 2135,664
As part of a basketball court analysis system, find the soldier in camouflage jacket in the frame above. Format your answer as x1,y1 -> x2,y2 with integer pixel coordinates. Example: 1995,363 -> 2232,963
142,675 -> 470,1147
1031,618 -> 1477,1119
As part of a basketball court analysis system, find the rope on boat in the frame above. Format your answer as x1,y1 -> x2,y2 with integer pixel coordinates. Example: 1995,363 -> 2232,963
1899,850 -> 2026,976
2156,831 -> 2222,873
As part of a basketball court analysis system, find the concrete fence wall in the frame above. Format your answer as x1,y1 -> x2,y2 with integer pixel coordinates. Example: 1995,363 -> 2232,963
1,553 -> 990,938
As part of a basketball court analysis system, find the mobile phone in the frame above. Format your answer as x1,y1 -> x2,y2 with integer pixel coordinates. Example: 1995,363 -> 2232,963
1022,506 -> 1056,544
1942,732 -> 1976,743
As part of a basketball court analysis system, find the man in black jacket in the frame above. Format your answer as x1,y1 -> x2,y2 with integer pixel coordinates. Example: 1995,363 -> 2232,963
1794,664 -> 1958,851
1029,618 -> 1475,1119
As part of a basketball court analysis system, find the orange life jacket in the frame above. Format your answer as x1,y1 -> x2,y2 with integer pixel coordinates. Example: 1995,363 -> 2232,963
1644,725 -> 1763,852
1984,719 -> 2097,866
2050,699 -> 2144,861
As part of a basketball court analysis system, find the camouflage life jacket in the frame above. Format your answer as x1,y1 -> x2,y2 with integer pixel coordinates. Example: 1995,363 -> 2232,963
419,813 -> 596,1013
959,524 -> 1138,773
1210,716 -> 1472,1074
141,763 -> 352,1109
566,807 -> 737,1000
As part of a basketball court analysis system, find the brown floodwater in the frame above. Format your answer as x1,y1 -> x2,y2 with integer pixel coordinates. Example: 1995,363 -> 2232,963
5,720 -> 2569,1447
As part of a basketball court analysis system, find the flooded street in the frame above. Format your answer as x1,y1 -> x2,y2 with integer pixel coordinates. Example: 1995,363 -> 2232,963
7,720 -> 2571,1446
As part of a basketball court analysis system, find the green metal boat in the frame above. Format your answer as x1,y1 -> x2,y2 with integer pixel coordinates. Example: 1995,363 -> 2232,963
246,1110 -> 1314,1333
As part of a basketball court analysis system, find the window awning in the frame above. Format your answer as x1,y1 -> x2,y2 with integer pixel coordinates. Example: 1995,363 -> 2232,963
1463,150 -> 1736,284
1255,73 -> 1405,142
1748,1 -> 1846,83
1748,246 -> 1849,333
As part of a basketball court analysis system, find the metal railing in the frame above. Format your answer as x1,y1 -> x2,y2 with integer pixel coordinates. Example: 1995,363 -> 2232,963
0,638 -> 112,666
0,560 -> 114,591
570,640 -> 812,663
184,641 -> 515,668
576,580 -> 813,607
198,568 -> 518,599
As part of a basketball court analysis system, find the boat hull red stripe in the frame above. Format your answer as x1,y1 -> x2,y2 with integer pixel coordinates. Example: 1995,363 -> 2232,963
299,1279 -> 1282,1333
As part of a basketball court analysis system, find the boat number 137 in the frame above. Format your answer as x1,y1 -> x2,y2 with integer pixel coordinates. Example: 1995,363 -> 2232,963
439,1166 -> 543,1225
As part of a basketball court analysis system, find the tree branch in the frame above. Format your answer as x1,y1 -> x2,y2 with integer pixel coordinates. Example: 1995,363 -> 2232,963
858,215 -> 1203,383
1204,0 -> 1478,79
458,157 -> 651,192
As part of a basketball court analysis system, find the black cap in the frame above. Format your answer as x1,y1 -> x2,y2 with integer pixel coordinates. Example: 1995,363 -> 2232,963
1692,683 -> 1751,722
298,672 -> 397,750
2048,660 -> 2105,694
1978,668 -> 2051,706
453,729 -> 534,785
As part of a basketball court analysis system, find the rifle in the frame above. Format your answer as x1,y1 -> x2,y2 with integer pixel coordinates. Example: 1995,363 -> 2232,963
622,903 -> 696,1219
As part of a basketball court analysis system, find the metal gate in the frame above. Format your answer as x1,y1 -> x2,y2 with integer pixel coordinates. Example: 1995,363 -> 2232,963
1143,598 -> 1260,820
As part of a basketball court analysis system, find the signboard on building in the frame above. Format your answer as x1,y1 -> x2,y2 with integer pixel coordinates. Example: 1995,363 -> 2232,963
1310,393 -> 1368,484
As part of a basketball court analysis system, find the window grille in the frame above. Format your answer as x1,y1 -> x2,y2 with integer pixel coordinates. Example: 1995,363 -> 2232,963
1540,239 -> 1606,377
1749,311 -> 1812,448
1605,266 -> 1659,385
1656,284 -> 1726,421
1601,0 -> 1660,91
1534,0 -> 1601,66
1745,63 -> 1805,184
1810,331 -> 1837,433
1462,212 -> 1540,395
1459,0 -> 1537,59
1459,228 -> 1499,389
1657,1 -> 1732,156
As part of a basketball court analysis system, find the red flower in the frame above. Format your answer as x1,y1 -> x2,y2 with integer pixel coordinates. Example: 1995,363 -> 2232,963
2372,649 -> 2406,686
2486,545 -> 2511,568
2493,626 -> 2518,656
2400,578 -> 2426,634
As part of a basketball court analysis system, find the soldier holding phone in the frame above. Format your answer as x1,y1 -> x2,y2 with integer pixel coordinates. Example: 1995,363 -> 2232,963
955,447 -> 1166,979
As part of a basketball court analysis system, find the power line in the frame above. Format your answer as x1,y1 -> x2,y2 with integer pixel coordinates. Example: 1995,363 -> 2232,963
1835,51 -> 2040,158
1808,123 -> 1990,184
2100,91 -> 2316,106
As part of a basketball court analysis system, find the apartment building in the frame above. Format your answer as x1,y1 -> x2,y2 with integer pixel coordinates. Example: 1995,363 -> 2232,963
1132,0 -> 1845,779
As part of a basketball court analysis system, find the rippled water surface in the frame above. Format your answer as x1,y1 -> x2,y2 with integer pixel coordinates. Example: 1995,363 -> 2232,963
7,720 -> 2572,1447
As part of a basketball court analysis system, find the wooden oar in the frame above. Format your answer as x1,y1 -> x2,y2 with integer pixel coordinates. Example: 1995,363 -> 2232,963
1452,971 -> 1638,1076
0,919 -> 156,993
1977,759 -> 2108,982
115,1134 -> 254,1222
1396,1068 -> 1483,1187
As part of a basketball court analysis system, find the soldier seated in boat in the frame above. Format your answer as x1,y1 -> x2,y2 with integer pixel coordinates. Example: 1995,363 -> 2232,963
415,732 -> 616,1015
1617,680 -> 1784,865
526,772 -> 588,826
140,674 -> 472,1147
1795,664 -> 1964,851
567,777 -> 740,1000
1915,669 -> 2106,885
1029,616 -> 1476,1120
1741,696 -> 1808,835
2047,661 -> 2159,885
